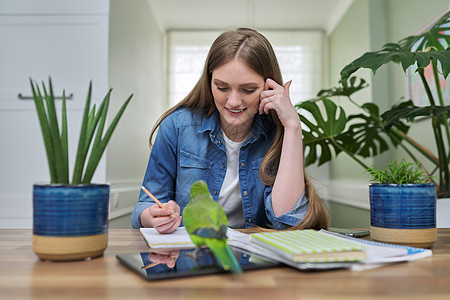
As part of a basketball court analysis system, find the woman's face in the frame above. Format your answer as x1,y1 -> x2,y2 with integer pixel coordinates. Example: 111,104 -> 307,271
211,59 -> 265,142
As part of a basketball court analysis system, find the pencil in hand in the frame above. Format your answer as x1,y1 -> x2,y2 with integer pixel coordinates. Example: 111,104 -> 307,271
141,186 -> 177,218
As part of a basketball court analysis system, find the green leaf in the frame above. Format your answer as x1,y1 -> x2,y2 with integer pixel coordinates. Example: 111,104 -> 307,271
30,78 -> 132,185
85,104 -> 99,150
296,98 -> 352,166
82,93 -> 133,183
72,82 -> 93,185
346,104 -> 389,157
366,159 -> 430,184
61,90 -> 69,183
381,101 -> 450,130
340,11 -> 450,82
30,79 -> 57,183
340,49 -> 447,82
316,77 -> 368,98
42,78 -> 66,183
82,91 -> 111,184
400,12 -> 449,52
431,51 -> 450,78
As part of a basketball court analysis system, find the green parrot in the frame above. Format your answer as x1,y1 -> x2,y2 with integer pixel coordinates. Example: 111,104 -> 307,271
183,180 -> 242,274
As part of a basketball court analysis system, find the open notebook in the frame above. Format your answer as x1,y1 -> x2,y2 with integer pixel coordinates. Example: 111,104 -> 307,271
140,227 -> 195,249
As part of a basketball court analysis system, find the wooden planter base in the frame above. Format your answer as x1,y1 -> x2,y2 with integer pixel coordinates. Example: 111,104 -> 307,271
32,233 -> 108,261
370,226 -> 436,248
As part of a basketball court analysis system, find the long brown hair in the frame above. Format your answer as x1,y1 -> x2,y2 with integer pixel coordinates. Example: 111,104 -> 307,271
150,28 -> 328,229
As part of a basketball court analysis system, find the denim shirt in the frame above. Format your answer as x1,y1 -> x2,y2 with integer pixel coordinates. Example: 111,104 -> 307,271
131,108 -> 309,229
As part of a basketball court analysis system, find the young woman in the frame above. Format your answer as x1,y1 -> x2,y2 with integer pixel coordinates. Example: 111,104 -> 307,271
131,28 -> 328,233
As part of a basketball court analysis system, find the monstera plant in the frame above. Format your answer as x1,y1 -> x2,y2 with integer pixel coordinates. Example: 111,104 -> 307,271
297,12 -> 450,197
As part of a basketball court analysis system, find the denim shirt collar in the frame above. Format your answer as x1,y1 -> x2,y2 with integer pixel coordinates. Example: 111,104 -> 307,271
199,109 -> 272,145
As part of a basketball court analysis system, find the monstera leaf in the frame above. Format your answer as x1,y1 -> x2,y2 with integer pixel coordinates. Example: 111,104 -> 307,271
317,77 -> 368,98
400,12 -> 450,52
346,102 -> 410,158
381,100 -> 450,130
341,44 -> 450,83
346,103 -> 389,157
297,98 -> 356,166
340,12 -> 450,82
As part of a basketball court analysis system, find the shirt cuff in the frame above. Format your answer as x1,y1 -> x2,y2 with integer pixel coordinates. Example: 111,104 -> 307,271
264,191 -> 309,230
131,201 -> 152,229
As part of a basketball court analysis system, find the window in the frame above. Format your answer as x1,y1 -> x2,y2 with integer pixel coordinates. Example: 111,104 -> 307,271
166,30 -> 324,107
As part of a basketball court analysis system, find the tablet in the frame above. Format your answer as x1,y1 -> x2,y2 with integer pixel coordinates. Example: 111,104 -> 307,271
116,247 -> 281,281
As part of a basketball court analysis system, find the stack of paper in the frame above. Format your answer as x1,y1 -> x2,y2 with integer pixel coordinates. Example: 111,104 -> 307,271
319,229 -> 432,271
230,229 -> 432,271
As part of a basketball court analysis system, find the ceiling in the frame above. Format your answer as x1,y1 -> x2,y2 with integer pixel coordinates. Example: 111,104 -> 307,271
146,0 -> 354,33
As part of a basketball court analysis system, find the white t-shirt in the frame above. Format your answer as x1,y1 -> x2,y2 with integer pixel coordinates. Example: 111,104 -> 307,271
218,130 -> 245,228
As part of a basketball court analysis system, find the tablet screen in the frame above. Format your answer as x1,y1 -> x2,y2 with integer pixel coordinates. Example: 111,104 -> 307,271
116,247 -> 280,280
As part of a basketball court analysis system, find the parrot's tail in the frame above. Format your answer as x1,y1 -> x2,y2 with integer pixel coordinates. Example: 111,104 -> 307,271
207,240 -> 243,274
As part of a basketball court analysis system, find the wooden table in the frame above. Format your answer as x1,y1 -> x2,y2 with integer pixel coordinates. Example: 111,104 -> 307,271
1,229 -> 450,300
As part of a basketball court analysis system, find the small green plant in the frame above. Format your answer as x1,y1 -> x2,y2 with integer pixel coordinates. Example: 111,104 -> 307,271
366,159 -> 430,184
30,78 -> 133,185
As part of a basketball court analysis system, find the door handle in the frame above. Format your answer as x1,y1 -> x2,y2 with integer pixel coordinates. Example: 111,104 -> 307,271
17,93 -> 74,100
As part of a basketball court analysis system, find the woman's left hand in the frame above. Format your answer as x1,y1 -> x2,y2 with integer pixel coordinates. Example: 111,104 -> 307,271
259,78 -> 300,129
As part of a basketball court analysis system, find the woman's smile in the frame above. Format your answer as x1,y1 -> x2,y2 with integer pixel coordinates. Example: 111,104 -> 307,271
226,107 -> 247,114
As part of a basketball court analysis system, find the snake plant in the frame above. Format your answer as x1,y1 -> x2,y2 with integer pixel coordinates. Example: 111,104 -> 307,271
30,78 -> 133,184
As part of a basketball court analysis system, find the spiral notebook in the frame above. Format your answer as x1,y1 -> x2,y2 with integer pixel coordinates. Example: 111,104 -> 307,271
245,229 -> 433,271
319,230 -> 432,270
250,229 -> 367,263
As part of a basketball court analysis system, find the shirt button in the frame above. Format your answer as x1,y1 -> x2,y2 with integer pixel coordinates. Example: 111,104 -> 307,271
247,218 -> 253,224
211,134 -> 215,139
241,162 -> 245,168
216,140 -> 221,145
213,190 -> 217,195
243,191 -> 248,196
222,163 -> 226,168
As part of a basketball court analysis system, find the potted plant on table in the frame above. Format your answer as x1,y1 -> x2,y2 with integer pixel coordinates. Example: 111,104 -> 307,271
297,11 -> 449,195
31,78 -> 132,261
367,159 -> 436,248
296,13 -> 449,204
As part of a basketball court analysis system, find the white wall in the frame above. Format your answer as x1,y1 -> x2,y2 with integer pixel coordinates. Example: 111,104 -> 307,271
107,0 -> 165,226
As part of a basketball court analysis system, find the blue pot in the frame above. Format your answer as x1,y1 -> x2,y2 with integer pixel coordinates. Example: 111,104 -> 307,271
369,183 -> 437,248
32,183 -> 110,261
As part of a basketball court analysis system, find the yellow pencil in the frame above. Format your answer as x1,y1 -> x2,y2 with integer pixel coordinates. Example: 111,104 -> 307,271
141,186 -> 167,209
141,186 -> 176,218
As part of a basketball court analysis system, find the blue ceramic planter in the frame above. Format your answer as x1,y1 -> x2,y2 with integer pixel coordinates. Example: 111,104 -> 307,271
369,183 -> 437,248
369,183 -> 436,229
33,183 -> 109,236
32,183 -> 110,261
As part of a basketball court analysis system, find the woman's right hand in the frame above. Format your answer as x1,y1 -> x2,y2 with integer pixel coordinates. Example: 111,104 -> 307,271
147,250 -> 180,268
140,200 -> 182,233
